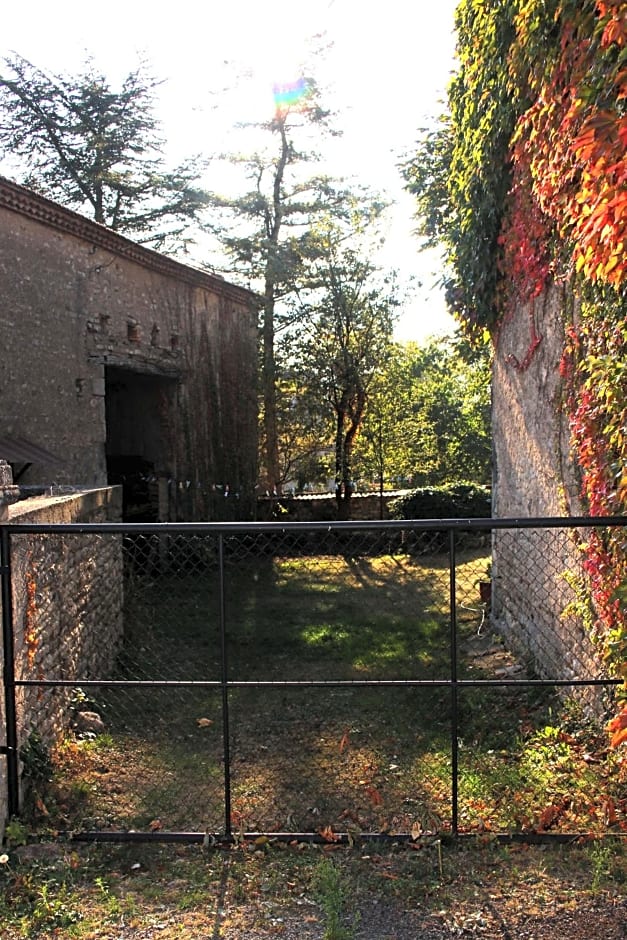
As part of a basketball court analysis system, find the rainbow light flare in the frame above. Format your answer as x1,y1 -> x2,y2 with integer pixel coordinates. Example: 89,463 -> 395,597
272,77 -> 309,111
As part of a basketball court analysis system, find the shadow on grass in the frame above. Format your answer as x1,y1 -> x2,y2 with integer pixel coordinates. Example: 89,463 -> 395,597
38,547 -> 624,838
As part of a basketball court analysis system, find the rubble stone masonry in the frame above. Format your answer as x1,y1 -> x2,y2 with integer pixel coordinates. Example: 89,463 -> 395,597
491,286 -> 605,709
0,484 -> 123,832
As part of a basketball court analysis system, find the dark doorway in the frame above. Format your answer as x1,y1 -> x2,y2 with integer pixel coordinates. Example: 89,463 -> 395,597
105,366 -> 177,521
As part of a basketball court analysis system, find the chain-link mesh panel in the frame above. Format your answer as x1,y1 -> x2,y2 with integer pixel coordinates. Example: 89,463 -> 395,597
222,532 -> 458,683
10,530 -> 124,760
491,526 -> 611,698
228,685 -> 451,835
117,535 -> 223,683
3,520 -> 623,839
25,687 -> 225,833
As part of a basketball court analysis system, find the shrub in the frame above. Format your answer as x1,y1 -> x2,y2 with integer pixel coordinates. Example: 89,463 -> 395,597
388,483 -> 491,520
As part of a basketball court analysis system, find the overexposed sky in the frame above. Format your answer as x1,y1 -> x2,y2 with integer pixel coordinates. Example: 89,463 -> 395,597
2,0 -> 459,341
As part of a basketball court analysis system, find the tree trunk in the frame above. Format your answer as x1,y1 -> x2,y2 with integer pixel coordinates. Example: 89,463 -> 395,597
261,114 -> 290,495
334,392 -> 364,521
262,282 -> 280,493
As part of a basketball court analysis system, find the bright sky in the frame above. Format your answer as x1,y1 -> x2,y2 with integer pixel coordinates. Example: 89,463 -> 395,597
1,0 -> 459,342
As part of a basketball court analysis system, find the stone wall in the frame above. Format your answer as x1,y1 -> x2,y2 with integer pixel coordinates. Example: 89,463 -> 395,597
491,287 -> 604,705
257,492 -> 405,522
0,484 -> 123,833
0,176 -> 258,520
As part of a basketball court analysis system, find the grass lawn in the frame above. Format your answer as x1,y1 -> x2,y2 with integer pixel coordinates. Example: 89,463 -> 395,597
16,544 -> 627,840
4,542 -> 626,937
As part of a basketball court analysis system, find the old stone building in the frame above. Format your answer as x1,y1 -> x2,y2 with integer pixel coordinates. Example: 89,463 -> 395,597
0,176 -> 258,520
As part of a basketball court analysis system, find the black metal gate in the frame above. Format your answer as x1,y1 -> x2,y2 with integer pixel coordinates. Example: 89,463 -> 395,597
1,518 -> 624,844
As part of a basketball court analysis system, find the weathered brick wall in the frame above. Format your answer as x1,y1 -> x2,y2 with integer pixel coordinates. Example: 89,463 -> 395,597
491,287 -> 604,704
0,486 -> 123,831
0,177 -> 258,518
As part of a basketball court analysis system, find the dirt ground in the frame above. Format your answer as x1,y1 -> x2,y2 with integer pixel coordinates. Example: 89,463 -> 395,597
5,838 -> 625,939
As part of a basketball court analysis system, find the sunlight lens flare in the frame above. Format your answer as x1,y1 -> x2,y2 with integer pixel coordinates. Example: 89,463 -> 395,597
272,76 -> 309,112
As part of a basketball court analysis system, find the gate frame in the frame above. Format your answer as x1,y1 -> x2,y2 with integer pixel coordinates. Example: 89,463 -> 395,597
1,516 -> 625,845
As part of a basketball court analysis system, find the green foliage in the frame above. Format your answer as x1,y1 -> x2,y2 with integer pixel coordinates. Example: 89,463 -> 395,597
355,336 -> 492,488
388,482 -> 491,521
404,1 -> 522,333
587,840 -> 618,894
312,859 -> 358,940
3,817 -> 29,848
19,730 -> 53,788
0,55 -> 209,252
296,235 -> 398,512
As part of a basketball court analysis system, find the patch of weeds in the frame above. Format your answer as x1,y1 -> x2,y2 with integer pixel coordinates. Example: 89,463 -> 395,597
20,730 -> 53,783
4,817 -> 29,847
312,857 -> 359,940
0,863 -> 82,937
93,875 -> 126,920
29,881 -> 83,933
587,840 -> 622,893
19,730 -> 54,815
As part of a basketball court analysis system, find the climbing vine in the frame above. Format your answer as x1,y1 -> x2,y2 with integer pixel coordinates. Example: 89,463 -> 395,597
406,0 -> 627,743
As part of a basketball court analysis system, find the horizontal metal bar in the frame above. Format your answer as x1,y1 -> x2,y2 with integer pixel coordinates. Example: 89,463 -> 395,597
15,677 -> 621,689
14,679 -> 223,688
65,828 -> 627,846
2,515 -> 626,536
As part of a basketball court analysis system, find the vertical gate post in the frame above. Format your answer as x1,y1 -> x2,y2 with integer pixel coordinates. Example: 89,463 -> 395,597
218,533 -> 233,837
1,525 -> 20,819
448,528 -> 459,836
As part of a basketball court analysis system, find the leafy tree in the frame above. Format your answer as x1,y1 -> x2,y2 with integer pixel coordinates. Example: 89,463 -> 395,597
0,54 -> 209,251
354,346 -> 425,515
203,77 -> 384,493
271,368 -> 333,494
355,336 -> 492,490
297,235 -> 398,518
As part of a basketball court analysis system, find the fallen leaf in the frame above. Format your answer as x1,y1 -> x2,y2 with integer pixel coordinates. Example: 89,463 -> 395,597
536,800 -> 568,832
197,718 -> 214,728
608,708 -> 627,748
603,797 -> 618,826
365,786 -> 383,807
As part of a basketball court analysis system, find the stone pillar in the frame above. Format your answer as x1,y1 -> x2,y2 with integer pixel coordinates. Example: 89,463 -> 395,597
0,460 -> 20,522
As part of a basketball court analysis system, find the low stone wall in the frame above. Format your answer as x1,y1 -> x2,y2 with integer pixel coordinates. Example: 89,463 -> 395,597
257,492 -> 406,522
0,485 -> 123,832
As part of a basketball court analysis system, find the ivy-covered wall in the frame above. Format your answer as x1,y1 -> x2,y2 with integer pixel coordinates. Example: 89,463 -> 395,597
406,0 -> 626,736
492,286 -> 578,519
